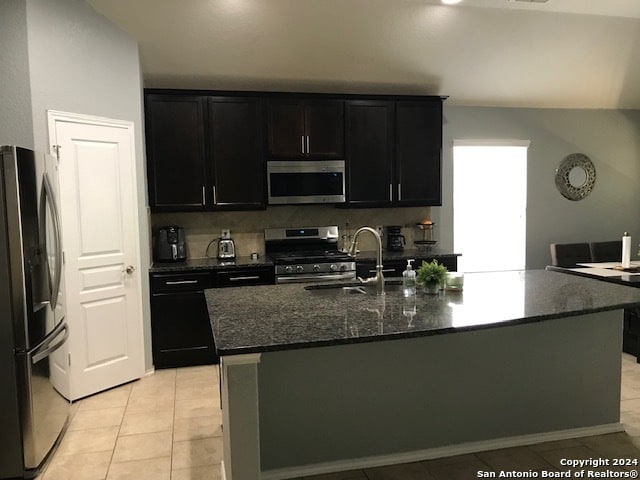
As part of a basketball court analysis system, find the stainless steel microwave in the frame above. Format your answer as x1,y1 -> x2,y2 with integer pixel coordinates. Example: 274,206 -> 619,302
267,160 -> 346,205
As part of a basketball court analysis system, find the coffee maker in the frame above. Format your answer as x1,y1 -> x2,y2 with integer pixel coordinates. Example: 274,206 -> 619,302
385,225 -> 405,251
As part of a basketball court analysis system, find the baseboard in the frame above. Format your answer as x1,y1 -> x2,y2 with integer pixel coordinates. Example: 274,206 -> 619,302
260,423 -> 624,480
144,367 -> 155,377
221,462 -> 227,480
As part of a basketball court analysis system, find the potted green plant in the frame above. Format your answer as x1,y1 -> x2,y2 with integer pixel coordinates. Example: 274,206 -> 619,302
416,259 -> 448,294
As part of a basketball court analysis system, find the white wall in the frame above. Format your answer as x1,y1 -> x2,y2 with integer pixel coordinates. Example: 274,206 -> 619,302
0,0 -> 34,148
437,106 -> 640,269
18,0 -> 153,370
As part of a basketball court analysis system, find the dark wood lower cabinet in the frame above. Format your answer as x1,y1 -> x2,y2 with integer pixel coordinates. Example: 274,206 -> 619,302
624,308 -> 640,362
215,266 -> 275,287
356,256 -> 458,279
151,289 -> 218,368
149,267 -> 275,369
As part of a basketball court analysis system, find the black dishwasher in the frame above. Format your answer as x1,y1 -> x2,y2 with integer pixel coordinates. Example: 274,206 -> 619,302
150,271 -> 218,368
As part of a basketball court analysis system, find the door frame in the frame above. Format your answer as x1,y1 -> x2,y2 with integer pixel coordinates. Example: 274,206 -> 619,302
46,110 -> 146,399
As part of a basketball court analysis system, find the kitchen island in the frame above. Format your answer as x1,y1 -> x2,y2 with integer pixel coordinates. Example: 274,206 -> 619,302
205,269 -> 640,480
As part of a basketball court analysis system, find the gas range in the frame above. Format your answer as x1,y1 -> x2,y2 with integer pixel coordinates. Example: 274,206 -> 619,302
265,226 -> 356,284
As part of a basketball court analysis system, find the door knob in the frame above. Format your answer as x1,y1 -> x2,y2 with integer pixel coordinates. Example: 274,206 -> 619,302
125,265 -> 135,274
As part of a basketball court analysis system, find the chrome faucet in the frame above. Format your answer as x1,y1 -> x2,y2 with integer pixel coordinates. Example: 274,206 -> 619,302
348,226 -> 385,296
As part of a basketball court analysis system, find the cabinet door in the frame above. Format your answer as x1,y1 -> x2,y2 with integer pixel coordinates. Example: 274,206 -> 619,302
266,99 -> 344,159
395,100 -> 443,206
266,100 -> 305,158
415,256 -> 458,272
208,97 -> 266,209
215,267 -> 275,287
345,101 -> 394,206
150,290 -> 218,368
306,100 -> 344,159
145,95 -> 208,211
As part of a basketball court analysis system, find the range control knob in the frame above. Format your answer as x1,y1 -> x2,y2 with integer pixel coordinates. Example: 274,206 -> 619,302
329,264 -> 337,272
339,264 -> 347,272
313,264 -> 321,272
296,265 -> 304,273
284,265 -> 294,273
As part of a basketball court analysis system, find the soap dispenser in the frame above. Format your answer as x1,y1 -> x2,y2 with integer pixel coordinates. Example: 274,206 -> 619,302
402,259 -> 416,297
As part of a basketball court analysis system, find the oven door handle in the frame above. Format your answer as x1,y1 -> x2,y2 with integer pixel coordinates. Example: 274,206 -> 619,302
276,272 -> 356,284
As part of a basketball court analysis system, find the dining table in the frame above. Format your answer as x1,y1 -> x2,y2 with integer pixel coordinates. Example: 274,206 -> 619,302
547,262 -> 640,361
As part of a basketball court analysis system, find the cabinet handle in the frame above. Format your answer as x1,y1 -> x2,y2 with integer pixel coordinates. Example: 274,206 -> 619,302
213,185 -> 217,205
368,269 -> 396,274
389,184 -> 393,201
229,275 -> 261,282
306,135 -> 310,154
165,280 -> 199,285
398,183 -> 402,201
301,135 -> 305,154
202,186 -> 206,205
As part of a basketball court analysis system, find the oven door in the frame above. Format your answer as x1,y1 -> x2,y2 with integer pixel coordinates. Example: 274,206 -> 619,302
267,160 -> 345,205
276,271 -> 357,284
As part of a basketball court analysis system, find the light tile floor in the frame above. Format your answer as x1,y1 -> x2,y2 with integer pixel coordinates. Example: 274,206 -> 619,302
39,354 -> 640,480
38,365 -> 222,480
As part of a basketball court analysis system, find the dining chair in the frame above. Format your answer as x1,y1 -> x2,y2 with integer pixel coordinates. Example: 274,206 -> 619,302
549,243 -> 592,267
589,240 -> 622,263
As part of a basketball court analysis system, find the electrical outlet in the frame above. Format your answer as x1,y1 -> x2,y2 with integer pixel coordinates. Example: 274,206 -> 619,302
221,229 -> 231,239
376,225 -> 384,237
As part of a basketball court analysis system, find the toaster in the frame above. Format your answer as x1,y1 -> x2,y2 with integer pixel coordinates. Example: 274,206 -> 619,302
155,226 -> 187,262
218,238 -> 236,259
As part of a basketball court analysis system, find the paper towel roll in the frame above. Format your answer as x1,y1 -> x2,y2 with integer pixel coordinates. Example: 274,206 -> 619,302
622,232 -> 631,268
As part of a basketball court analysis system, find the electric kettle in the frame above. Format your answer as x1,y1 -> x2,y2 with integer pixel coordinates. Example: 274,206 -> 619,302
218,238 -> 236,259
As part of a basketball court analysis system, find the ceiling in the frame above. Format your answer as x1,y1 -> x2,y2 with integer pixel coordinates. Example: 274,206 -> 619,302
86,0 -> 640,109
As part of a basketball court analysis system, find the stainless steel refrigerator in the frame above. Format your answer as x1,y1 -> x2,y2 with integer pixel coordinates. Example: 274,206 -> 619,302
0,146 -> 70,479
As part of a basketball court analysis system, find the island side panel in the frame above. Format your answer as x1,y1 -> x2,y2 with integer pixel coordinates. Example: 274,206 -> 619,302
221,355 -> 261,480
257,310 -> 622,471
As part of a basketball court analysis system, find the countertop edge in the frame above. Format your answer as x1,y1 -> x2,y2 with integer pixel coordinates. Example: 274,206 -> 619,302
214,302 -> 640,357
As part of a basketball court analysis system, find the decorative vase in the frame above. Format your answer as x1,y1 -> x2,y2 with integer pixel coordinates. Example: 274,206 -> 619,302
423,281 -> 440,294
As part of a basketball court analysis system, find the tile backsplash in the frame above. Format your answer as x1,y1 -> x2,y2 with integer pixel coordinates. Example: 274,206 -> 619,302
151,205 -> 434,260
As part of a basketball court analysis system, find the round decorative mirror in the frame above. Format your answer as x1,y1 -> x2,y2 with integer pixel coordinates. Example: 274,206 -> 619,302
555,153 -> 596,201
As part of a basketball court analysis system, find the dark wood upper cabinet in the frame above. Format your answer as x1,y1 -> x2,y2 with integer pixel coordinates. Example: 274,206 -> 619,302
266,101 -> 305,158
145,92 -> 266,212
208,97 -> 265,209
345,100 -> 394,206
345,97 -> 443,207
145,94 -> 207,211
267,99 -> 344,159
145,90 -> 443,212
395,100 -> 443,206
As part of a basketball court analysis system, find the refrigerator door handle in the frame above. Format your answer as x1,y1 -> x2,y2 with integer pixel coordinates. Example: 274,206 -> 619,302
31,322 -> 68,364
43,172 -> 63,310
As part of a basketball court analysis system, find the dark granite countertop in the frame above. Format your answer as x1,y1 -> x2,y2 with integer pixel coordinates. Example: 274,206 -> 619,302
205,269 -> 640,356
150,256 -> 273,273
546,265 -> 640,287
356,248 -> 461,262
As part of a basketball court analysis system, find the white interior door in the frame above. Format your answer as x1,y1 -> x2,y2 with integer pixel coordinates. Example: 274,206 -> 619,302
48,111 -> 144,400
